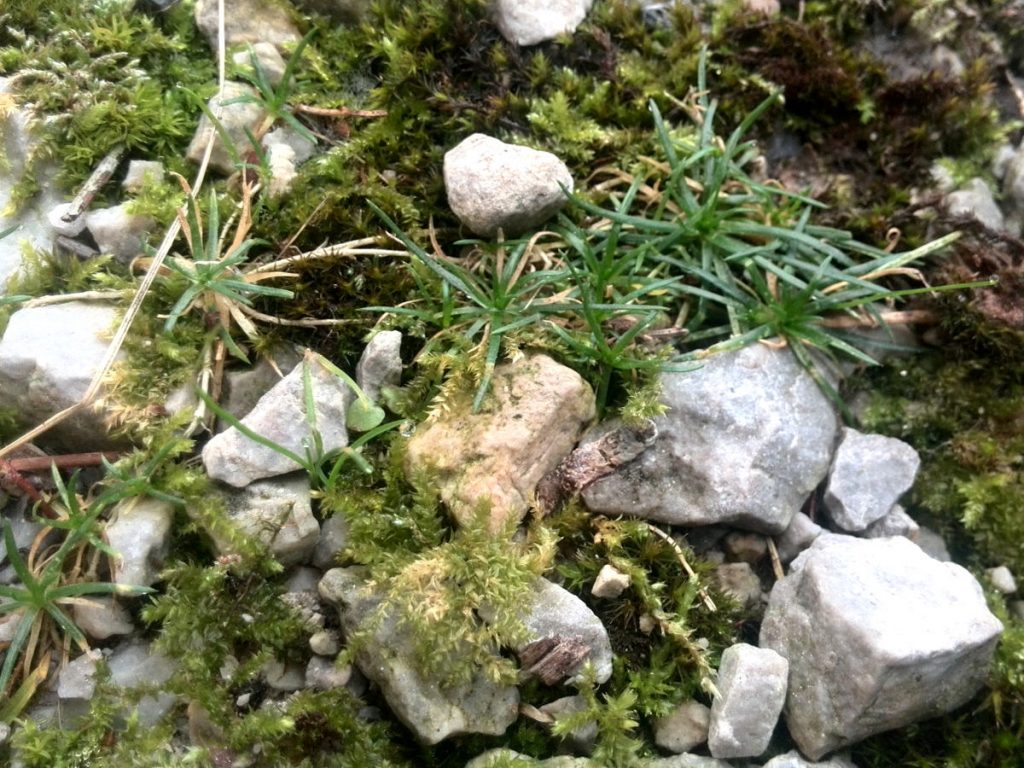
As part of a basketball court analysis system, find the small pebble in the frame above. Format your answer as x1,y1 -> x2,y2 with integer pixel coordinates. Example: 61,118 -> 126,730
309,629 -> 341,657
591,563 -> 631,599
988,565 -> 1017,595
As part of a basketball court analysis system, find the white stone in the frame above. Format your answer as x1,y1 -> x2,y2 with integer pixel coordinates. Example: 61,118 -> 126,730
493,0 -> 594,46
85,203 -> 155,262
213,475 -> 320,565
313,513 -> 350,570
714,562 -> 763,612
861,504 -> 919,540
762,750 -> 860,768
591,563 -> 631,599
57,649 -> 102,702
263,658 -> 306,691
121,160 -> 164,194
356,329 -> 402,403
774,511 -> 823,564
708,643 -> 788,759
232,41 -> 287,87
443,134 -> 573,237
186,81 -> 264,176
654,699 -> 711,754
722,531 -> 767,563
194,0 -> 300,51
106,497 -> 174,587
107,640 -> 178,727
305,655 -> 353,690
945,178 -> 1005,232
309,629 -> 341,657
988,565 -> 1017,595
71,597 -> 134,640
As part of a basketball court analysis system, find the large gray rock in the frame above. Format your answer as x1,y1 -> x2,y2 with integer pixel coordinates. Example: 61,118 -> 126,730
583,345 -> 839,534
0,302 -> 123,450
444,134 -> 573,237
760,534 -> 1003,759
203,351 -> 352,487
105,498 -> 174,587
319,567 -> 519,744
492,0 -> 594,46
708,643 -> 788,759
213,475 -> 320,565
824,428 -> 920,532
406,354 -> 594,532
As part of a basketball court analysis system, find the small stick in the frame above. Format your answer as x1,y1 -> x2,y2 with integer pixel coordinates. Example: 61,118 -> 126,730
236,303 -> 360,327
0,460 -> 57,519
767,536 -> 784,582
6,452 -> 121,474
23,290 -> 132,309
644,522 -> 717,612
294,105 -> 387,119
61,145 -> 125,223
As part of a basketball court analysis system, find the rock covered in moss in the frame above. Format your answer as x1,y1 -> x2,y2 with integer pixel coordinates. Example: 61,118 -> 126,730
193,0 -> 300,51
492,0 -> 594,46
405,353 -> 594,532
708,643 -> 788,759
443,134 -> 574,237
202,351 -> 351,487
186,81 -> 264,175
824,427 -> 920,533
319,567 -> 520,744
582,345 -> 839,534
760,533 -> 1003,760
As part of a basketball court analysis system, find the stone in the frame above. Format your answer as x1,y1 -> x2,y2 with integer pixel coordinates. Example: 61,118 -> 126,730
915,525 -> 952,561
583,345 -> 839,534
1003,141 -> 1024,217
319,567 -> 520,744
293,0 -> 372,22
467,749 -> 593,767
443,134 -> 574,237
232,41 -> 287,88
356,329 -> 403,403
861,504 -> 919,541
105,498 -> 174,588
263,125 -> 318,164
761,750 -> 860,768
71,596 -> 134,640
707,643 -> 788,759
988,565 -> 1018,595
84,203 -> 155,262
0,78 -> 61,291
540,695 -> 597,754
713,562 -> 763,612
186,81 -> 264,175
405,354 -> 594,531
945,178 -> 1005,231
194,0 -> 300,51
121,160 -> 165,194
203,351 -> 352,487
0,302 -> 123,451
263,658 -> 306,691
519,577 -> 613,684
492,0 -> 594,46
722,531 -> 767,564
824,428 -> 920,532
760,534 -> 1003,760
591,563 -> 630,599
107,639 -> 178,727
654,699 -> 711,754
265,141 -> 299,198
309,629 -> 341,656
313,513 -> 350,570
645,758 -> 734,768
775,513 -> 824,564
213,475 -> 320,565
219,344 -> 304,428
305,655 -> 353,690
57,649 -> 102,704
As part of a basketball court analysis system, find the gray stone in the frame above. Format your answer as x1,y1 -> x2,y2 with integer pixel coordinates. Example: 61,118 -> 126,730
57,649 -> 102,703
492,0 -> 594,46
406,354 -> 594,532
915,525 -> 952,561
194,0 -> 300,51
583,345 -> 839,534
988,565 -> 1017,595
540,695 -> 597,754
313,513 -> 350,570
232,41 -> 287,88
722,531 -> 767,564
186,81 -> 264,175
945,177 -> 1005,231
467,749 -> 593,767
203,351 -> 352,487
645,754 -> 735,768
265,141 -> 299,198
121,160 -> 164,194
263,658 -> 305,691
520,577 -> 613,684
1003,141 -> 1024,217
708,643 -> 788,759
219,344 -> 304,429
760,534 -> 1003,759
761,750 -> 859,768
591,563 -> 630,599
714,562 -> 763,612
0,302 -> 123,450
444,134 -> 574,237
213,475 -> 320,565
654,699 -> 711,754
105,498 -> 174,588
320,567 -> 519,744
356,329 -> 402,403
861,504 -> 919,541
305,655 -> 353,690
309,629 -> 341,656
824,428 -> 920,532
263,125 -> 317,164
84,203 -> 155,262
774,512 -> 823,564
107,640 -> 178,727
71,597 -> 134,640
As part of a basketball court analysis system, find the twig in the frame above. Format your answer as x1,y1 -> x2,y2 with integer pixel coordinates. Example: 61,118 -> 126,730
818,308 -> 938,329
247,238 -> 405,274
0,460 -> 57,519
766,536 -> 784,582
6,452 -> 121,473
23,290 -> 133,308
294,104 -> 387,119
644,522 -> 717,612
236,303 -> 359,327
60,145 -> 125,223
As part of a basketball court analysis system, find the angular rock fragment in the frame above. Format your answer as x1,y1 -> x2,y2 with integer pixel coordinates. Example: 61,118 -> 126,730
860,504 -> 919,541
824,427 -> 920,532
356,329 -> 402,403
583,345 -> 839,534
105,498 -> 174,588
107,639 -> 178,727
186,81 -> 264,175
760,534 -> 1003,759
708,643 -> 788,759
492,0 -> 594,46
444,134 -> 573,237
406,354 -> 594,531
194,0 -> 300,50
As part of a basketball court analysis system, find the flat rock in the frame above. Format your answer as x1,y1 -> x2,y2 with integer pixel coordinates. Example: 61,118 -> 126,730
194,0 -> 300,51
444,134 -> 573,237
583,345 -> 839,534
203,350 -> 351,487
824,428 -> 920,532
186,81 -> 265,175
105,498 -> 174,588
492,0 -> 594,46
708,643 -> 788,759
760,533 -> 1003,759
0,301 -> 123,450
320,567 -> 519,744
405,354 -> 594,531
214,475 -> 320,565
